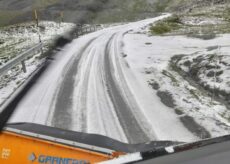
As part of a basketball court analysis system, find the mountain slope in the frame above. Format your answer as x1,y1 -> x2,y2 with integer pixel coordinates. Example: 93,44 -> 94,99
155,0 -> 228,12
0,0 -> 158,26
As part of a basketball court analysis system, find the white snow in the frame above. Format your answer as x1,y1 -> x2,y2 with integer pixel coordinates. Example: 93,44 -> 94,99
181,16 -> 224,26
123,32 -> 230,139
0,21 -> 75,57
165,146 -> 175,153
6,13 -> 230,143
0,21 -> 75,107
98,152 -> 142,164
177,47 -> 230,94
0,54 -> 44,107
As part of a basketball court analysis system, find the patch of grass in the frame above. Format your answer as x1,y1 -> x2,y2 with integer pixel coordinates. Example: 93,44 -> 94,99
167,15 -> 182,24
0,10 -> 22,27
180,115 -> 211,139
187,33 -> 217,40
131,0 -> 151,12
175,108 -> 184,115
0,38 -> 28,60
150,15 -> 182,35
206,46 -> 219,51
162,70 -> 180,86
162,5 -> 230,36
150,23 -> 172,35
184,23 -> 219,39
34,0 -> 60,9
157,90 -> 176,108
183,8 -> 230,36
171,54 -> 185,64
178,22 -> 230,38
16,80 -> 21,85
153,0 -> 171,12
223,7 -> 230,22
188,12 -> 209,17
148,80 -> 160,90
187,87 -> 200,100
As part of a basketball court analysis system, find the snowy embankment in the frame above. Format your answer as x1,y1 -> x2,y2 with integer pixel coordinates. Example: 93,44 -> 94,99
0,21 -> 75,106
172,48 -> 230,100
124,31 -> 230,139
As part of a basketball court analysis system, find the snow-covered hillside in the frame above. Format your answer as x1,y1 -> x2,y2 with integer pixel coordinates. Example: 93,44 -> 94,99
0,21 -> 75,106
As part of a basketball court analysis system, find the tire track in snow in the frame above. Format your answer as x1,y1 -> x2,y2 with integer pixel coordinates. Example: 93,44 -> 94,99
73,46 -> 96,132
104,34 -> 150,144
52,38 -> 96,130
72,34 -> 128,142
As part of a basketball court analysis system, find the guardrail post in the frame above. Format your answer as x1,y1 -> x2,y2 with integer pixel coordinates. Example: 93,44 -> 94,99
34,10 -> 39,27
75,30 -> 78,38
40,45 -> 43,55
21,60 -> 26,73
83,27 -> 85,34
0,43 -> 42,76
80,25 -> 83,35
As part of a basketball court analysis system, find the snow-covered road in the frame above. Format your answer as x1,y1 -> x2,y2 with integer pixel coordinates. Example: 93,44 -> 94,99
8,14 -> 198,144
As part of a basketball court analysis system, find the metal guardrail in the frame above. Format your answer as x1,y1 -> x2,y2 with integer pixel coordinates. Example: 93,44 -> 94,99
0,24 -> 99,76
75,24 -> 102,37
0,43 -> 43,76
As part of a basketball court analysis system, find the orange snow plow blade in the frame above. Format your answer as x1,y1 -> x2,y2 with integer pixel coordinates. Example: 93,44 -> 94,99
0,123 -> 127,164
0,131 -> 115,164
